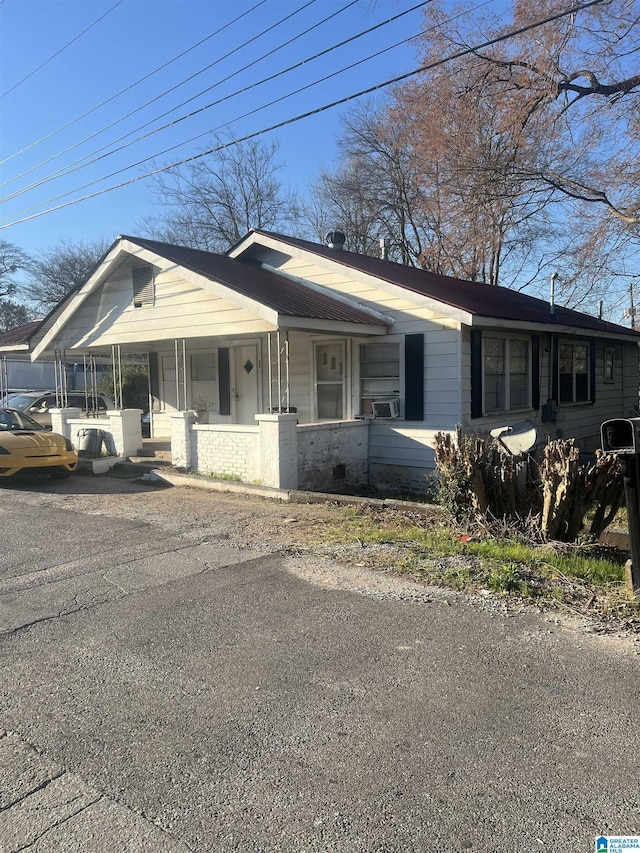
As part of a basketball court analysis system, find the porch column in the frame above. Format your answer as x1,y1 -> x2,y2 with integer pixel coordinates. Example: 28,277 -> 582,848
107,409 -> 143,458
170,410 -> 197,470
255,413 -> 298,490
50,408 -> 82,439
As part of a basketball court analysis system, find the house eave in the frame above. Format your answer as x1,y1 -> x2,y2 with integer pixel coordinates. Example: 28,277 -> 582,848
0,343 -> 31,353
470,316 -> 640,342
278,316 -> 388,336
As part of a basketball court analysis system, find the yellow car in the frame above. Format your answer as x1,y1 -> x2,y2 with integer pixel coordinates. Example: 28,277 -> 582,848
0,407 -> 78,479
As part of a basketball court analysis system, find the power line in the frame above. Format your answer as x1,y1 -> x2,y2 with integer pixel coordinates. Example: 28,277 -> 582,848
0,0 -> 124,99
0,0 -> 317,185
1,0 -> 427,205
0,0 -> 268,168
1,24 -> 426,219
0,0 -> 606,230
0,0 -> 353,195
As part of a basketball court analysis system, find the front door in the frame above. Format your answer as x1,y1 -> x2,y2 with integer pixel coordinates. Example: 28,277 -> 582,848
315,340 -> 345,419
232,345 -> 259,424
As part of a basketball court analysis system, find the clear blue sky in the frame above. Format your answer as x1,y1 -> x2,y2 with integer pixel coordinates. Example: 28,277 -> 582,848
0,0 -> 429,258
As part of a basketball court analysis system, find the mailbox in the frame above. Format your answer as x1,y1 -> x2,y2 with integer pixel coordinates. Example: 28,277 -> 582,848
601,417 -> 640,594
601,417 -> 640,455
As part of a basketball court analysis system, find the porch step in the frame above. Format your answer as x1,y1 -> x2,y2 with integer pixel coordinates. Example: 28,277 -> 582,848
132,450 -> 173,462
109,458 -> 172,478
127,455 -> 173,466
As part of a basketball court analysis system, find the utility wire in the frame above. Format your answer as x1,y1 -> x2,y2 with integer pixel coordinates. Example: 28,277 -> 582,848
0,0 -> 268,167
1,0 -> 427,204
1,26 -> 424,217
0,0 -> 356,194
0,0 -> 606,230
0,0 -> 319,185
0,0 -> 124,99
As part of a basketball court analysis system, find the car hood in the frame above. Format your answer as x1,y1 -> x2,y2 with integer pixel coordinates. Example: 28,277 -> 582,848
0,430 -> 67,454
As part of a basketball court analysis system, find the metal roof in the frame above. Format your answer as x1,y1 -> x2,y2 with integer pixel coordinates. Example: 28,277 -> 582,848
249,231 -> 640,339
0,320 -> 44,348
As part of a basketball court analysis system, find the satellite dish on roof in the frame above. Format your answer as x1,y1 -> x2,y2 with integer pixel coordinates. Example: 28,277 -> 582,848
490,420 -> 537,455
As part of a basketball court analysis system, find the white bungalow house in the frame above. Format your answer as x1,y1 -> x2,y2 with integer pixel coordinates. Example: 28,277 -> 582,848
29,229 -> 640,494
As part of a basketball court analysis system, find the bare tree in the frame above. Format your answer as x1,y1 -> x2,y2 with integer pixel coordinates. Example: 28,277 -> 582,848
141,136 -> 300,251
25,237 -> 112,312
0,240 -> 31,300
0,299 -> 34,333
313,83 -> 551,284
303,152 -> 390,257
405,0 -> 640,305
307,1 -> 639,313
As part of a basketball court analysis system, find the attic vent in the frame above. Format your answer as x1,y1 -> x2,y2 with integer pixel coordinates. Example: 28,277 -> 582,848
132,264 -> 154,307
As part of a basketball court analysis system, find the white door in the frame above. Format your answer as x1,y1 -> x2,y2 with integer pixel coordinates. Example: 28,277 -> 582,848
315,341 -> 345,419
232,345 -> 259,424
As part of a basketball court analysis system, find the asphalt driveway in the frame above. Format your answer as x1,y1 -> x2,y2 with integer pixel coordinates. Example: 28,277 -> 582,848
0,476 -> 638,852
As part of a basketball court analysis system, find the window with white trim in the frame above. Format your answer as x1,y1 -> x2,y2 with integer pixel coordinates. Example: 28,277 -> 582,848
559,341 -> 590,403
483,336 -> 530,413
161,354 -> 177,410
359,342 -> 400,416
190,352 -> 218,412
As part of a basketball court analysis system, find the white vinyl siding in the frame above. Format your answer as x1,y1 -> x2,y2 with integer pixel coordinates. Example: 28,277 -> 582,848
51,263 -> 276,350
271,256 -> 461,429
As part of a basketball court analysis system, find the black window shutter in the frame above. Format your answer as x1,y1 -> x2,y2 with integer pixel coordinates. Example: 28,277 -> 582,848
551,336 -> 558,403
404,334 -> 424,421
218,348 -> 231,415
589,340 -> 596,403
470,329 -> 482,419
132,264 -> 154,307
531,335 -> 540,410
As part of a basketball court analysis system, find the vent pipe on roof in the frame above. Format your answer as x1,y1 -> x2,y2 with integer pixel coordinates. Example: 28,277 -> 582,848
380,238 -> 390,260
598,300 -> 603,320
550,272 -> 558,316
326,231 -> 346,250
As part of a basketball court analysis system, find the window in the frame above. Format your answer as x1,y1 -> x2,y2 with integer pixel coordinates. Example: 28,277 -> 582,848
161,354 -> 178,410
132,264 -> 155,308
483,336 -> 530,413
604,347 -> 615,384
191,353 -> 216,382
315,341 -> 345,419
190,352 -> 217,412
360,343 -> 400,415
558,341 -> 590,403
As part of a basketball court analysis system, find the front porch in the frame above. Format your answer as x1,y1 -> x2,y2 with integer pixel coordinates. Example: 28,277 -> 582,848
171,412 -> 370,492
50,404 -> 371,492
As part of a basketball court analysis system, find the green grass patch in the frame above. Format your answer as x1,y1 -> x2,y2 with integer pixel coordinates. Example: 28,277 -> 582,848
304,505 -> 631,609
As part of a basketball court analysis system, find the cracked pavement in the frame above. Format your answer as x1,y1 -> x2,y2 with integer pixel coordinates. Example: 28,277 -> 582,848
0,474 -> 639,852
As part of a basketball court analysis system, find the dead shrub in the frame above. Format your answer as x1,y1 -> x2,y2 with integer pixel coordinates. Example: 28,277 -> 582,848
434,428 -> 623,543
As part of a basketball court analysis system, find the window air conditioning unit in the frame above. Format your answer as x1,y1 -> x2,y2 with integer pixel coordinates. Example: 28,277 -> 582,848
371,398 -> 400,419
